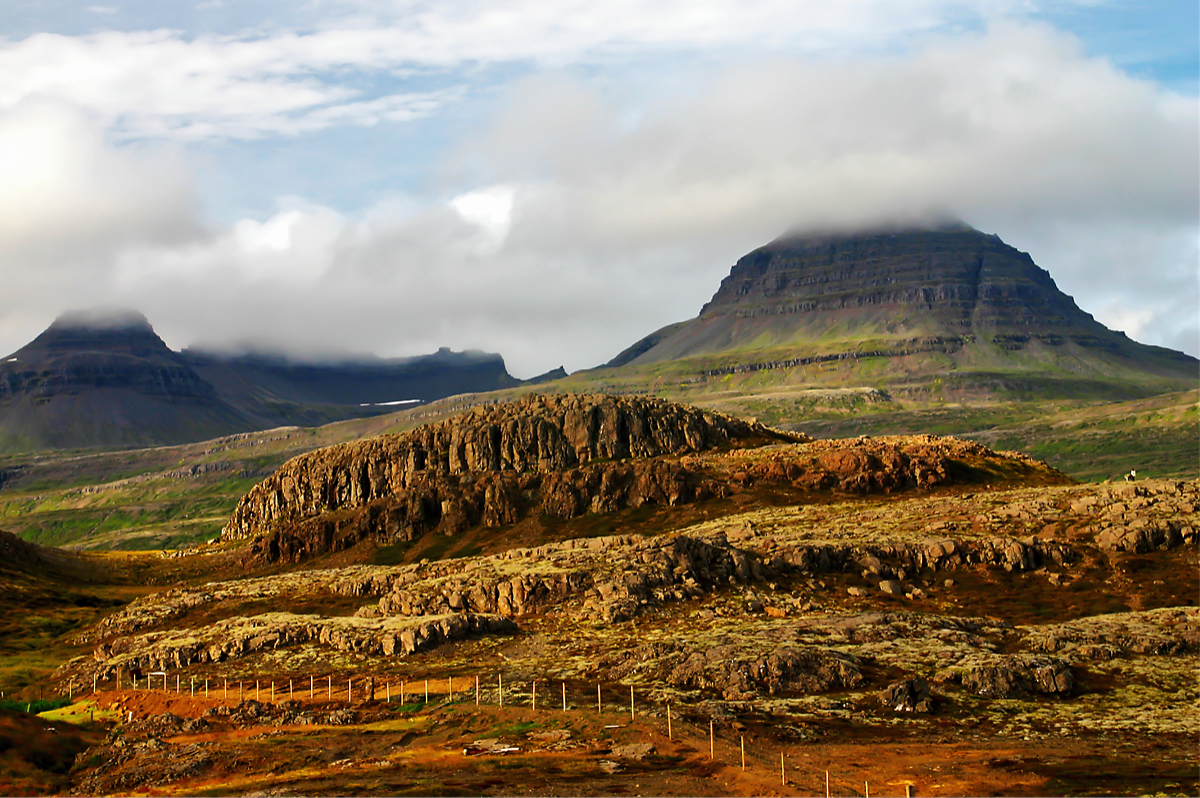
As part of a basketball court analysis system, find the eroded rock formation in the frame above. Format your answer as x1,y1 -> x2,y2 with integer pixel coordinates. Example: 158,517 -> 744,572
220,393 -> 1071,564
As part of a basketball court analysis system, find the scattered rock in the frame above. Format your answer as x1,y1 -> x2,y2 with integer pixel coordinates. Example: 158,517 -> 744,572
611,742 -> 654,760
880,677 -> 935,713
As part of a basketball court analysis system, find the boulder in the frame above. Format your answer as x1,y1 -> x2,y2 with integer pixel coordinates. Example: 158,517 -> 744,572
879,677 -> 935,713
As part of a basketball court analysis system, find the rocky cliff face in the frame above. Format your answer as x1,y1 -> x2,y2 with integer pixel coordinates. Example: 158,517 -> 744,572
222,393 -> 802,556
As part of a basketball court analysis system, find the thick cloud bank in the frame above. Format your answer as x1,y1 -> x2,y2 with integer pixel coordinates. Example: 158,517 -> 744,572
0,23 -> 1195,374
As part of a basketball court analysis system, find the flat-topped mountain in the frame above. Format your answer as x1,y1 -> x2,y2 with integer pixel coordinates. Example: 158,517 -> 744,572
0,311 -> 523,452
0,310 -> 253,450
607,223 -> 1197,396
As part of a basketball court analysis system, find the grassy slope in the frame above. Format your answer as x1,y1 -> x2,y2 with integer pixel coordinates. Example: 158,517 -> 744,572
0,407 -> 450,551
0,373 -> 1194,553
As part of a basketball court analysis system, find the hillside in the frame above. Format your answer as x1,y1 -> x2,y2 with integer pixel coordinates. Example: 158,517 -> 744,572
23,466 -> 1200,797
220,393 -> 1068,566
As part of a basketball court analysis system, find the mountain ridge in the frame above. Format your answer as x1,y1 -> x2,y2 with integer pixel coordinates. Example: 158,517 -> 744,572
0,311 -> 524,452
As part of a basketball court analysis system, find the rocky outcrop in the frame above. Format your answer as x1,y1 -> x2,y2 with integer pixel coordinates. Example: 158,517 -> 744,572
222,393 -> 800,550
666,645 -> 865,700
608,639 -> 864,701
880,677 -> 935,713
1021,607 -> 1200,661
943,655 -> 1074,699
222,391 -> 1067,564
69,611 -> 516,684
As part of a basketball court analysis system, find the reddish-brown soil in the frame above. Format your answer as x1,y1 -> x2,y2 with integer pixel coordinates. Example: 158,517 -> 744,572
73,690 -> 1196,797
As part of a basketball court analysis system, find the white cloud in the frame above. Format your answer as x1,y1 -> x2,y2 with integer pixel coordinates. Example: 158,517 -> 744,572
0,98 -> 200,276
0,20 -> 1195,373
0,1 -> 1110,141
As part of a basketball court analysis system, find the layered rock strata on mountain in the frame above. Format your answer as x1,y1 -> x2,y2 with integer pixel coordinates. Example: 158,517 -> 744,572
220,393 -> 805,559
607,223 -> 1199,386
0,311 -> 220,402
701,224 -> 1083,330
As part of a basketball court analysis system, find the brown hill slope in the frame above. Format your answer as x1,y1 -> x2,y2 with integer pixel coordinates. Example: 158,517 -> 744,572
221,393 -> 1068,564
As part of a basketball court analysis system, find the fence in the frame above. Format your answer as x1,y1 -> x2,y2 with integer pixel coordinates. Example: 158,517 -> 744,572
49,669 -> 919,796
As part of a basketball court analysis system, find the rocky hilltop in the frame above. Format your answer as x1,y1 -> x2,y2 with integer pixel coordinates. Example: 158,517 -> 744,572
606,223 -> 1197,394
221,393 -> 1067,563
221,393 -> 801,557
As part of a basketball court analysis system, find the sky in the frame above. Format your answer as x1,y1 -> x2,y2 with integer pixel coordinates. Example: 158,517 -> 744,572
0,0 -> 1196,377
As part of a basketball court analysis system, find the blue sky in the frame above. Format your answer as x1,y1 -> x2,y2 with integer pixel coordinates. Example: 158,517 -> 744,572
0,1 -> 1196,374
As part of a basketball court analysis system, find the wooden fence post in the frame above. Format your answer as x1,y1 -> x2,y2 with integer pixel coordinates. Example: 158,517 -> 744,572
387,682 -> 391,703
425,679 -> 429,704
204,678 -> 209,698
825,769 -> 830,798
781,752 -> 786,786
498,674 -> 503,708
310,675 -> 314,699
348,678 -> 352,703
449,676 -> 453,702
327,676 -> 332,700
597,684 -> 601,713
562,682 -> 566,712
630,685 -> 634,721
475,675 -> 479,705
532,680 -> 536,711
667,704 -> 672,739
741,736 -> 745,771
190,677 -> 194,697
256,680 -> 260,702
